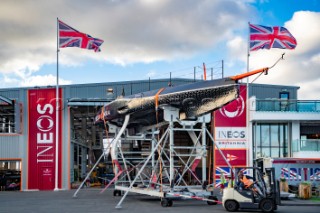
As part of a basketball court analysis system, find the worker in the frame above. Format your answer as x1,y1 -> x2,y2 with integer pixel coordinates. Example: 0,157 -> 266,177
227,176 -> 234,188
237,171 -> 250,189
220,173 -> 226,194
237,171 -> 261,196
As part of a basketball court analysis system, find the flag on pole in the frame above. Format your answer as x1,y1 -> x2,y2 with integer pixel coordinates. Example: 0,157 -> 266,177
58,19 -> 104,52
249,23 -> 297,51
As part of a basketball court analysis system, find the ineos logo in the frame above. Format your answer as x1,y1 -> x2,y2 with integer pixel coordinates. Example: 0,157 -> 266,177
37,115 -> 54,132
219,95 -> 244,118
218,130 -> 245,139
36,103 -> 54,163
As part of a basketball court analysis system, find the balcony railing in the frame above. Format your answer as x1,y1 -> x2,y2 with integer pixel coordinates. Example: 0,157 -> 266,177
255,99 -> 320,112
292,139 -> 320,152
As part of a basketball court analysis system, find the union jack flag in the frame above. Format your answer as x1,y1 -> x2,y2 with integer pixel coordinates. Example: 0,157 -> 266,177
58,20 -> 104,52
249,23 -> 297,51
215,167 -> 231,187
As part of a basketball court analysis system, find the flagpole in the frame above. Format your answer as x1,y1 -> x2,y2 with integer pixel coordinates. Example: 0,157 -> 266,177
247,22 -> 250,73
54,17 -> 60,191
246,22 -> 250,167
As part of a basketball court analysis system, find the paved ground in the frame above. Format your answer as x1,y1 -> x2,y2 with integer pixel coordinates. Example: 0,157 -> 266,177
0,188 -> 319,213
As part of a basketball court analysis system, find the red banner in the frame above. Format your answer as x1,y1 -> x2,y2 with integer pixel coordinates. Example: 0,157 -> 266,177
28,88 -> 62,190
213,85 -> 248,185
214,149 -> 247,166
214,85 -> 247,127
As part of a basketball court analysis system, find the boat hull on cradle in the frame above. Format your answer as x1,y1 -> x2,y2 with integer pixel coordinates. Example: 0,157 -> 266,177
95,78 -> 239,128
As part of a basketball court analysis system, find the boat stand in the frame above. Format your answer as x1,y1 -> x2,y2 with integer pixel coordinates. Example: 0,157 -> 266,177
109,107 -> 231,208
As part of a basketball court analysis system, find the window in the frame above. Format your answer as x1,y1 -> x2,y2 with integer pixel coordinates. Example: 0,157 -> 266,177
279,91 -> 289,111
253,123 -> 289,158
270,125 -> 279,146
280,92 -> 289,100
261,125 -> 270,146
0,95 -> 21,134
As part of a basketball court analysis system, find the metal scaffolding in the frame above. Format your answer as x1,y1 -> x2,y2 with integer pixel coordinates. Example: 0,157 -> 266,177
106,107 -> 231,208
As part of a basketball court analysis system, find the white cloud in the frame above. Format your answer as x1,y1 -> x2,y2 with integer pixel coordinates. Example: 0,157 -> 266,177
0,0 -> 252,87
1,0 -> 319,101
20,74 -> 72,87
2,74 -> 72,88
298,79 -> 320,100
226,11 -> 320,100
226,36 -> 248,66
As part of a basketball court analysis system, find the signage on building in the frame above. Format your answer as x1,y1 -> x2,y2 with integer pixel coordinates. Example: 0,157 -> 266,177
214,87 -> 247,127
213,85 -> 247,187
28,88 -> 62,190
214,149 -> 247,166
215,127 -> 247,149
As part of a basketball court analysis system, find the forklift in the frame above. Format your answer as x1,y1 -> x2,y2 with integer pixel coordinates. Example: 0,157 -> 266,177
222,167 -> 281,212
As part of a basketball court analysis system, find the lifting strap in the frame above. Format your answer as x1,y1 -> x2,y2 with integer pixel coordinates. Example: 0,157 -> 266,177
154,87 -> 165,111
154,87 -> 165,124
100,106 -> 109,138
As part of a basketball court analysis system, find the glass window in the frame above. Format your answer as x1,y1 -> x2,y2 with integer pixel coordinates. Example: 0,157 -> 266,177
282,125 -> 288,157
281,146 -> 287,157
261,147 -> 270,157
280,125 -> 284,146
280,92 -> 289,111
284,125 -> 288,146
252,123 -> 289,159
271,148 -> 280,157
253,124 -> 260,160
261,125 -> 270,146
270,125 -> 279,146
0,100 -> 21,134
280,92 -> 289,100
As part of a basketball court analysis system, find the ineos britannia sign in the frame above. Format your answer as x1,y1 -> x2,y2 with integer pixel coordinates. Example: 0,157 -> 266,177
213,85 -> 247,187
28,88 -> 62,190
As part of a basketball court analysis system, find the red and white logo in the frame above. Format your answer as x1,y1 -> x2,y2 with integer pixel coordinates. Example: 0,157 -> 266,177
219,95 -> 245,118
214,149 -> 247,166
215,85 -> 247,127
227,153 -> 238,162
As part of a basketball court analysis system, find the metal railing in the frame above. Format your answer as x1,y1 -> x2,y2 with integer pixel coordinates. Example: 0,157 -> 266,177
292,139 -> 320,152
255,99 -> 320,112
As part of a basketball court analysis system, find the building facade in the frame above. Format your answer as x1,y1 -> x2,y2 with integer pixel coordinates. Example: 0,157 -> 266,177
1,79 -> 319,191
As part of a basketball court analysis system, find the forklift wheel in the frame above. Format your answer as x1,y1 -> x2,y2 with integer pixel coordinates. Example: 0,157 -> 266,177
224,200 -> 239,212
161,198 -> 169,207
207,196 -> 218,205
113,190 -> 121,196
260,198 -> 274,213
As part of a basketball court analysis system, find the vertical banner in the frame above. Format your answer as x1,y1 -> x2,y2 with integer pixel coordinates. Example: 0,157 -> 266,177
28,88 -> 62,190
213,85 -> 247,187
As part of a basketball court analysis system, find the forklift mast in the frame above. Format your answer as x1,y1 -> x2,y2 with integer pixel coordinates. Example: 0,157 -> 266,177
265,167 -> 281,206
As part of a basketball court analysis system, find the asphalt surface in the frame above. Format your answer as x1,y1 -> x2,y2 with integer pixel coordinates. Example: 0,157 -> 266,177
0,188 -> 319,213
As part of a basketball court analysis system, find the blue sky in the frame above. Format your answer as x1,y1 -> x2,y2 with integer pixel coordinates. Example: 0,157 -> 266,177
253,0 -> 319,24
0,0 -> 320,99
